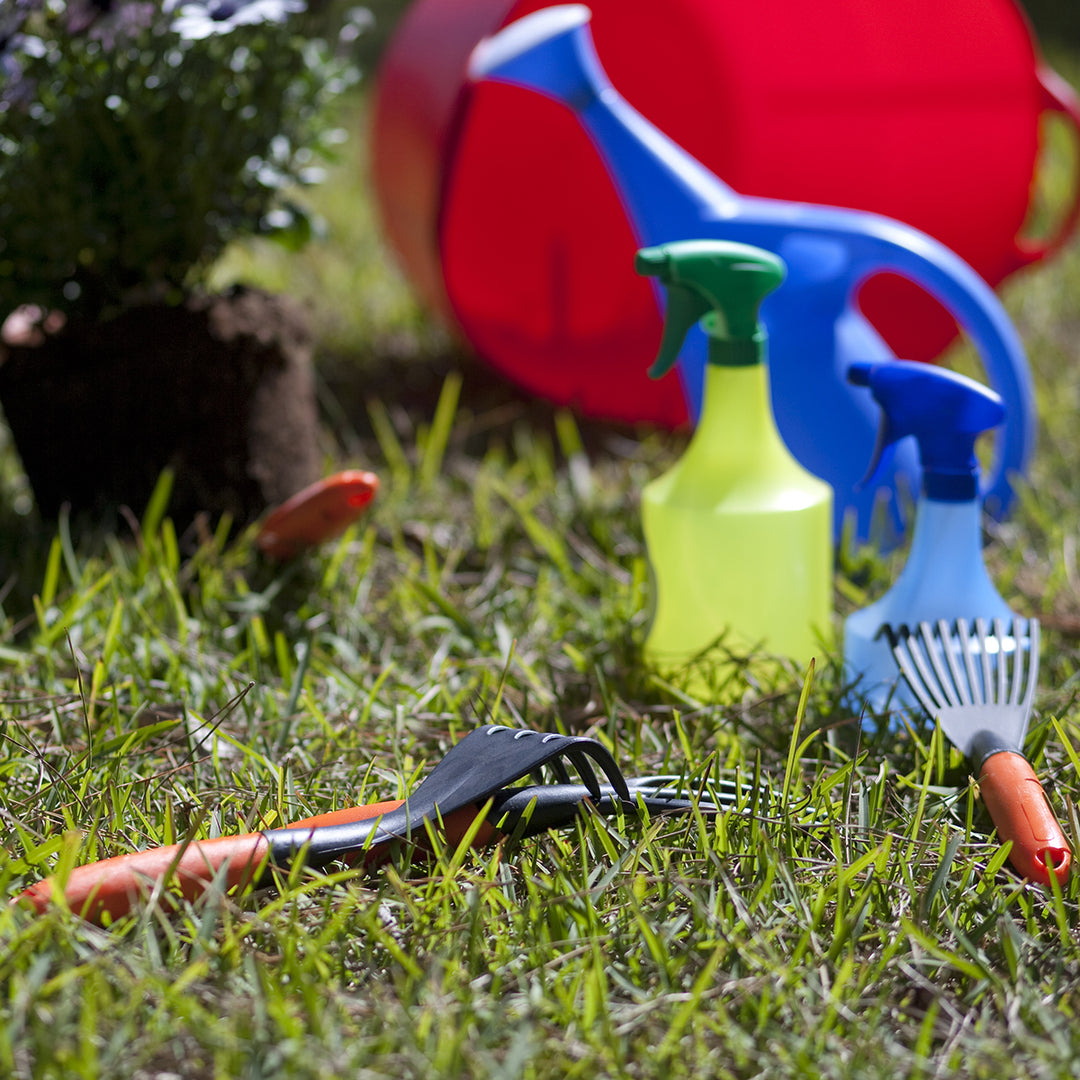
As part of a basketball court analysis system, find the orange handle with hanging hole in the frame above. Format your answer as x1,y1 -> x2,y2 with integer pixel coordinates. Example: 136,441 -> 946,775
256,470 -> 379,560
978,751 -> 1071,885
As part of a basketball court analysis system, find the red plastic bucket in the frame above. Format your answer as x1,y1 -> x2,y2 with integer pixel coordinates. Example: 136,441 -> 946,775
371,0 -> 1080,426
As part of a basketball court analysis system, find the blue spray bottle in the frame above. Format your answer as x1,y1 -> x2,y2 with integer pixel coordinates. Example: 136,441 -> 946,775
843,360 -> 1016,718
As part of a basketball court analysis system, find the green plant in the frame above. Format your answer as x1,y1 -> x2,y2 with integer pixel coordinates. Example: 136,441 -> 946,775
0,0 -> 365,324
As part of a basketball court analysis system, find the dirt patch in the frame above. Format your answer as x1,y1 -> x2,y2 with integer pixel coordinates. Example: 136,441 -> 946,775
0,288 -> 320,529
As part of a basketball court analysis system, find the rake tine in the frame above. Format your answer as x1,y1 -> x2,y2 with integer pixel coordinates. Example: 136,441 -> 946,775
993,617 -> 1008,705
974,618 -> 994,705
908,626 -> 948,710
922,621 -> 961,708
910,622 -> 950,708
891,627 -> 944,717
1001,617 -> 1020,707
938,618 -> 971,707
565,749 -> 601,799
547,757 -> 573,785
557,739 -> 631,801
956,618 -> 981,706
1020,618 -> 1041,711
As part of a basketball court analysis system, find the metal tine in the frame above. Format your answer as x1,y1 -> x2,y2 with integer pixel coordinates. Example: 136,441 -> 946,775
1005,617 -> 1023,707
626,775 -> 687,790
627,775 -> 737,808
629,774 -> 744,794
937,618 -> 971,706
625,775 -> 740,806
907,624 -> 950,709
625,775 -> 693,798
630,790 -> 724,814
993,617 -> 1008,705
957,618 -> 982,706
564,749 -> 600,799
974,617 -> 994,705
546,757 -> 573,786
1026,619 -> 1041,709
552,738 -> 631,801
920,621 -> 962,708
891,628 -> 945,717
1017,617 -> 1041,710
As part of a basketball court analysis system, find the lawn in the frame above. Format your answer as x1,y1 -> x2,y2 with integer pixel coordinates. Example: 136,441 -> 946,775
2,31 -> 1080,1080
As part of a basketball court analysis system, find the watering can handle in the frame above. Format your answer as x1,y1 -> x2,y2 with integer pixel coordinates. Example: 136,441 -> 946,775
1008,64 -> 1080,272
841,225 -> 1035,518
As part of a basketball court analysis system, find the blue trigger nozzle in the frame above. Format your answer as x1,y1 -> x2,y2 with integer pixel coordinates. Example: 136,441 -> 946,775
847,361 -> 1004,502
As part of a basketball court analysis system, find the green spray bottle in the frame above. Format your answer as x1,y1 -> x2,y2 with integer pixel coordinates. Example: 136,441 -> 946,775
636,240 -> 834,694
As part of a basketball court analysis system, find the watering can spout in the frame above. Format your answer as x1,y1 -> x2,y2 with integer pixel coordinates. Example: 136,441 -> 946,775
470,5 -> 742,244
469,6 -> 607,112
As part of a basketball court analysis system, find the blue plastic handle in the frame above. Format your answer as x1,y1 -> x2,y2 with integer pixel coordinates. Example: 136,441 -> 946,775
469,5 -> 1035,549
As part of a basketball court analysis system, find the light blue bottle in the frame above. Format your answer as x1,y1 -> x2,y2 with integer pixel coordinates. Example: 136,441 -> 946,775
843,360 -> 1016,722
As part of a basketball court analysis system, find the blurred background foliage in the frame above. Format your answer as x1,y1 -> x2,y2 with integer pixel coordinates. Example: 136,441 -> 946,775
0,0 -> 368,323
1022,0 -> 1080,47
353,0 -> 1080,53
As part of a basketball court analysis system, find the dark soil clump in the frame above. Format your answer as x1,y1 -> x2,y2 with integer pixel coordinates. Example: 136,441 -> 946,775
0,288 -> 320,530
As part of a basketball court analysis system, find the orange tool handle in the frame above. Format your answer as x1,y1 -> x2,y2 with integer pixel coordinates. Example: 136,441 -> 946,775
285,804 -> 497,863
256,470 -> 379,560
15,799 -> 499,924
978,751 -> 1072,886
14,801 -> 405,921
284,801 -> 497,851
16,833 -> 271,923
284,798 -> 405,830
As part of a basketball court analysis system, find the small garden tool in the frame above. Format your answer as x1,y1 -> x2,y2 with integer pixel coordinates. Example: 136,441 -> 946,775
890,617 -> 1071,885
14,725 -> 741,925
256,469 -> 379,560
845,361 -> 1015,720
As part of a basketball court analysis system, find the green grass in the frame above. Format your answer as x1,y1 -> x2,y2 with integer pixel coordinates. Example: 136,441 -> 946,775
4,66 -> 1080,1077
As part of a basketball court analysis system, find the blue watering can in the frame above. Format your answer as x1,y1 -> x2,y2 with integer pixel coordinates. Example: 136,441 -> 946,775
468,5 -> 1035,547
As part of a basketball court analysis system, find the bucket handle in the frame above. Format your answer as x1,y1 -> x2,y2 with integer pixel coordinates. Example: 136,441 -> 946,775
1009,63 -> 1080,272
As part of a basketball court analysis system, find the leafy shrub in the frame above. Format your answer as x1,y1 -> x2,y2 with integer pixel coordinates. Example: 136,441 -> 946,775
0,0 -> 367,323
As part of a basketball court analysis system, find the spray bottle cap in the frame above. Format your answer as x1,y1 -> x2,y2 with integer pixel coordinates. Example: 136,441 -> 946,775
848,360 -> 1005,502
635,240 -> 785,377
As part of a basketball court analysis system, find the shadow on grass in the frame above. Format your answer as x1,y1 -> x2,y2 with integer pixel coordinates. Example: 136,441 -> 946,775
317,342 -> 671,465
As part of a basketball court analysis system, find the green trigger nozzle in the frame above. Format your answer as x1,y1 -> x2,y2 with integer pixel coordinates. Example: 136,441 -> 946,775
635,240 -> 786,377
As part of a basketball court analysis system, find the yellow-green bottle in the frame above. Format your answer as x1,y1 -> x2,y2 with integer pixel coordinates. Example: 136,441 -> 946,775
636,240 -> 833,695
